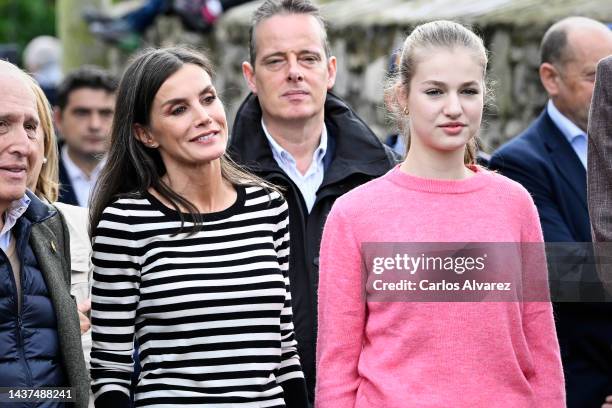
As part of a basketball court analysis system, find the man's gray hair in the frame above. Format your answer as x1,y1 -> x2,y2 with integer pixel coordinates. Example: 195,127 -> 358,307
248,0 -> 331,66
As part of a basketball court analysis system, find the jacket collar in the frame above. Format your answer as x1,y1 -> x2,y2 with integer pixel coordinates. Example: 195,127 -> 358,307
58,158 -> 80,207
539,110 -> 587,209
229,92 -> 392,185
23,190 -> 56,225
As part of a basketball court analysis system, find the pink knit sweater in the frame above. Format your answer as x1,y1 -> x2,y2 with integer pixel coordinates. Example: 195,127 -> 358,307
316,165 -> 565,408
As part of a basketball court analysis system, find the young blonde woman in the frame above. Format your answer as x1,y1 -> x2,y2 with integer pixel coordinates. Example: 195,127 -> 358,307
316,21 -> 565,407
88,47 -> 307,407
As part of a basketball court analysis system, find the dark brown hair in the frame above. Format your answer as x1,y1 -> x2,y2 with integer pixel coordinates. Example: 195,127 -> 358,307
90,46 -> 275,237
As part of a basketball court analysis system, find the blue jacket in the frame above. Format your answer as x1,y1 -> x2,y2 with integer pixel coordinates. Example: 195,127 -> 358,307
0,194 -> 67,407
490,109 -> 612,408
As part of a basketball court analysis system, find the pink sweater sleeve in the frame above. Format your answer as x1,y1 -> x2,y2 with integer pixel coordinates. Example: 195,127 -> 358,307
316,203 -> 365,408
520,198 -> 566,406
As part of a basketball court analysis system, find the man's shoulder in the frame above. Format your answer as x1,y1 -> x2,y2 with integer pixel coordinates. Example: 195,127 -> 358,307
331,170 -> 394,213
599,55 -> 612,72
57,155 -> 70,180
323,92 -> 398,170
56,154 -> 81,206
491,113 -> 551,164
24,191 -> 59,225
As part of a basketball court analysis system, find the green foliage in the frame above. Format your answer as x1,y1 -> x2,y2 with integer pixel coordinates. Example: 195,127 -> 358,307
0,0 -> 56,52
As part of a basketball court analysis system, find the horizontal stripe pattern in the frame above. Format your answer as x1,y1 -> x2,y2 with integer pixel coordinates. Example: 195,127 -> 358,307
90,185 -> 303,407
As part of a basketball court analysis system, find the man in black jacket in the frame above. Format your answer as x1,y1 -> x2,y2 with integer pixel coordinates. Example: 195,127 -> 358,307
229,0 -> 397,403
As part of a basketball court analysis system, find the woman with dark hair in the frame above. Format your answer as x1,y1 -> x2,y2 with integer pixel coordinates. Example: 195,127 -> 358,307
89,46 -> 307,407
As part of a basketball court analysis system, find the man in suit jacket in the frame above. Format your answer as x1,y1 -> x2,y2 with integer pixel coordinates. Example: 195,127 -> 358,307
588,59 -> 612,408
587,55 -> 612,408
0,60 -> 88,407
54,66 -> 117,207
490,17 -> 612,408
231,1 -> 399,402
588,56 -> 612,243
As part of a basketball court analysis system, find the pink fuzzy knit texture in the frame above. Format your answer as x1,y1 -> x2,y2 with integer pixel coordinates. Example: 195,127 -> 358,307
316,165 -> 565,408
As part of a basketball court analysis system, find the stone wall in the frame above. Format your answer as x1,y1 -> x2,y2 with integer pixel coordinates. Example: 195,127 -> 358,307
125,0 -> 612,153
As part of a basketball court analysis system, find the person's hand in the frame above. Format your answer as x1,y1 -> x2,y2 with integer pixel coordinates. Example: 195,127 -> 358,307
77,299 -> 91,334
602,395 -> 612,408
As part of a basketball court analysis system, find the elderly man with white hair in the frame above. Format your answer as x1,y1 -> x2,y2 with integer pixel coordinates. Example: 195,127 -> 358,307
0,59 -> 88,408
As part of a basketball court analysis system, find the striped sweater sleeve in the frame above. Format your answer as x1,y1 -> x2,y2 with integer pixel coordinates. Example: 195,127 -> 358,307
272,196 -> 308,408
90,203 -> 141,407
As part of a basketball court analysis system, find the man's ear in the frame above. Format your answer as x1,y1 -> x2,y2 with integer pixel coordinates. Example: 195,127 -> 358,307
539,62 -> 561,97
134,123 -> 156,147
242,61 -> 258,94
326,56 -> 337,90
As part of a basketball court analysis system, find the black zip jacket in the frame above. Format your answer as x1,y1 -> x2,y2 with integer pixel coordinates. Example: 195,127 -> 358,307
229,92 -> 399,403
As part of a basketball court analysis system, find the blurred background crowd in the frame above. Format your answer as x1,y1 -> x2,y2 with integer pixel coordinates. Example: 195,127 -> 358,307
2,0 -> 610,154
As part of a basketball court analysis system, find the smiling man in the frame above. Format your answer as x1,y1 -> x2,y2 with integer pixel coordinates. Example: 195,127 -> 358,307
228,0 -> 398,403
0,59 -> 88,408
55,66 -> 118,207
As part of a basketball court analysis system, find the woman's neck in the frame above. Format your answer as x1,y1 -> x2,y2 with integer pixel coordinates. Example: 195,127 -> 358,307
158,159 -> 236,213
401,147 -> 474,180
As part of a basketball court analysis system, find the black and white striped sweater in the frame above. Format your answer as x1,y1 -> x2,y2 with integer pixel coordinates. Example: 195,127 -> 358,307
90,185 -> 306,407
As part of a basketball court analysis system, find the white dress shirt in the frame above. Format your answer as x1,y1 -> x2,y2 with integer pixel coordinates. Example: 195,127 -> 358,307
61,145 -> 106,207
0,194 -> 31,252
262,120 -> 327,213
547,100 -> 587,169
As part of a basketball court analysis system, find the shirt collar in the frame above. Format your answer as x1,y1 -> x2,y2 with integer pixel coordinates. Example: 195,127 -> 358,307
547,100 -> 587,144
261,119 -> 328,166
61,144 -> 106,182
0,194 -> 31,252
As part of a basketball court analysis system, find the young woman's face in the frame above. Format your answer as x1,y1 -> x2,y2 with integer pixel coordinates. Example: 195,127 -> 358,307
404,46 -> 484,157
140,63 -> 228,175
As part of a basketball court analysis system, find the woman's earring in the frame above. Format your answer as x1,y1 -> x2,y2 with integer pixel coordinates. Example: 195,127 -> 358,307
403,106 -> 409,116
42,157 -> 48,165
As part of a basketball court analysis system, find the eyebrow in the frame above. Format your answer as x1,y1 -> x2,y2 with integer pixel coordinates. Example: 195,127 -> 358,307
161,85 -> 214,107
25,116 -> 40,126
0,113 -> 39,125
420,80 -> 480,87
261,51 -> 286,60
260,49 -> 322,60
71,106 -> 114,112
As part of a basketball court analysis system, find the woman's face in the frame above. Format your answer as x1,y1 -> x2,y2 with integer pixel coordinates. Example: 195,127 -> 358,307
138,63 -> 228,177
26,110 -> 45,192
403,46 -> 484,158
